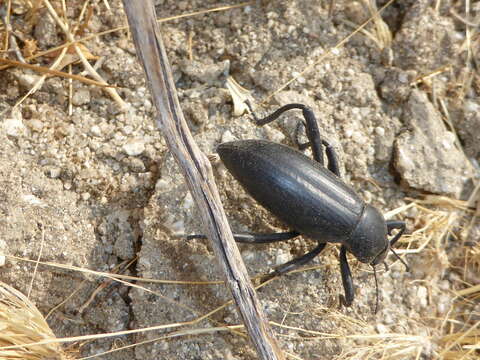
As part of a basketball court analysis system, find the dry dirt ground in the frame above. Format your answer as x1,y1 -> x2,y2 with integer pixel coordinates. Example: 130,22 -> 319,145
0,1 -> 479,359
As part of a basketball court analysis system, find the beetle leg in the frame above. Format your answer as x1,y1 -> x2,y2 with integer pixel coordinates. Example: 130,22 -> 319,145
245,101 -> 325,166
322,139 -> 341,177
269,242 -> 326,277
339,245 -> 355,307
386,220 -> 406,246
232,231 -> 300,244
187,231 -> 300,244
386,220 -> 409,271
296,137 -> 341,177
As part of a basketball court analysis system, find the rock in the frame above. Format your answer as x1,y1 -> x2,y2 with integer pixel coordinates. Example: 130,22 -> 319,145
394,90 -> 471,197
455,104 -> 480,159
392,2 -> 458,72
378,68 -> 414,104
34,11 -> 59,48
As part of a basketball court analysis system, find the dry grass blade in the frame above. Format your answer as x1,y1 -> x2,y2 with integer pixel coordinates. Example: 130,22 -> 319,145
7,254 -> 224,285
0,57 -> 114,87
364,0 -> 392,49
439,320 -> 480,360
0,281 -> 72,360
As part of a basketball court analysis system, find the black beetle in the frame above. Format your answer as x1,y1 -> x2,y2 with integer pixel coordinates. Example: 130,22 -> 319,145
190,103 -> 407,310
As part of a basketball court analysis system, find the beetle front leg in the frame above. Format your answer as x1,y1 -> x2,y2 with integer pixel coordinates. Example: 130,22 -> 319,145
386,220 -> 406,246
267,242 -> 327,278
386,220 -> 409,271
339,245 -> 355,307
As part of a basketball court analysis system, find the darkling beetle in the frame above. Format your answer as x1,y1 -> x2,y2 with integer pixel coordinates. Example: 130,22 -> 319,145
189,102 -> 408,311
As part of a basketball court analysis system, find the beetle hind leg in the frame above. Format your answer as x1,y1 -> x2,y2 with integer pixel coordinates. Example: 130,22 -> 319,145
187,231 -> 299,244
232,231 -> 300,244
245,101 -> 325,166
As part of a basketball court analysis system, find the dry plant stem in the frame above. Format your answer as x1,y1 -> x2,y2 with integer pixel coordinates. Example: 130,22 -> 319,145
121,1 -> 285,360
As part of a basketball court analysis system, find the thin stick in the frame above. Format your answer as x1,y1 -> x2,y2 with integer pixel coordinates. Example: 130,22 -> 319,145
121,1 -> 285,360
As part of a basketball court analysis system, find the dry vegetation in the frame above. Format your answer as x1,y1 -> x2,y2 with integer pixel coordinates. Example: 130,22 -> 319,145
0,0 -> 479,359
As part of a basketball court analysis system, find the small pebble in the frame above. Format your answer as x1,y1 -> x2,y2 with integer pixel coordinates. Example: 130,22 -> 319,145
276,251 -> 291,266
123,139 -> 145,156
72,88 -> 91,106
264,127 -> 285,143
170,220 -> 185,234
4,117 -> 25,137
376,323 -> 389,334
398,72 -> 409,84
464,100 -> 480,113
242,250 -> 255,262
221,130 -> 237,143
27,119 -> 44,132
123,125 -> 134,135
375,126 -> 385,136
47,167 -> 61,179
90,125 -> 102,137
17,73 -> 41,88
352,131 -> 366,145
417,286 -> 428,308
182,192 -> 194,210
21,194 -> 44,206
155,178 -> 170,191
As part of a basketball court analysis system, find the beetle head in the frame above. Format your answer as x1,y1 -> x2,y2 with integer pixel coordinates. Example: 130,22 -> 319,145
346,204 -> 389,265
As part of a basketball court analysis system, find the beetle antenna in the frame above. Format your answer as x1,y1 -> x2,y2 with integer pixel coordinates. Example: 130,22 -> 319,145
372,265 -> 379,314
390,248 -> 410,272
